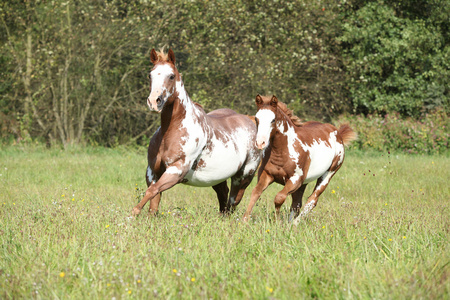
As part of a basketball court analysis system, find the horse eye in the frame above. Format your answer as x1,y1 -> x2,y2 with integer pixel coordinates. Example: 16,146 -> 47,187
271,119 -> 275,124
169,74 -> 175,80
148,73 -> 151,80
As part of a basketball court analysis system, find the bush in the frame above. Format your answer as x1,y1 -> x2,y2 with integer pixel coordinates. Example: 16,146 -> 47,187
337,109 -> 449,154
340,0 -> 449,117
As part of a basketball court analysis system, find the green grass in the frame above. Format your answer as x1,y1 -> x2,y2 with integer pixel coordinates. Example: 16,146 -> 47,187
0,145 -> 449,299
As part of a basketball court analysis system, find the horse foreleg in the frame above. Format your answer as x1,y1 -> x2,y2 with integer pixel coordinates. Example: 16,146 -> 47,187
132,171 -> 182,217
293,170 -> 337,225
242,171 -> 273,221
212,181 -> 229,213
289,184 -> 307,222
148,192 -> 162,216
273,180 -> 301,220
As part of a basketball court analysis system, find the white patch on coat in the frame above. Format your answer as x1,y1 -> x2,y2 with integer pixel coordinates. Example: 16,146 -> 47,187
282,125 -> 301,165
146,166 -> 153,183
279,124 -> 341,185
172,79 -> 259,187
299,132 -> 339,184
185,127 -> 254,187
289,166 -> 304,185
165,166 -> 182,175
255,109 -> 275,148
316,171 -> 335,190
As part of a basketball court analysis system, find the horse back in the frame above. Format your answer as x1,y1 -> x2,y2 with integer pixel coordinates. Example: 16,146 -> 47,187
206,108 -> 256,134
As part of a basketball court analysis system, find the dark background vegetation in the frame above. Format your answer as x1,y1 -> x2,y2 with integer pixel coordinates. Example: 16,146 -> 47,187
0,0 -> 448,152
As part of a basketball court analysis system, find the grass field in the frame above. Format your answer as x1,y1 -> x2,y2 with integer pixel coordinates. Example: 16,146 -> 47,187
0,145 -> 449,299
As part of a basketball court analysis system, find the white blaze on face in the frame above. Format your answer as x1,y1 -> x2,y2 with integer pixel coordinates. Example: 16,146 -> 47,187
255,109 -> 276,149
147,64 -> 175,112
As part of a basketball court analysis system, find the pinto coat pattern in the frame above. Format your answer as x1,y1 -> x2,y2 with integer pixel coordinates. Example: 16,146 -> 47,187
131,49 -> 261,216
243,95 -> 357,224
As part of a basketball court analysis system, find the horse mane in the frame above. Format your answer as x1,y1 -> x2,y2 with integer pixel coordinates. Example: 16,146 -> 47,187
277,101 -> 303,126
193,102 -> 204,110
153,47 -> 170,63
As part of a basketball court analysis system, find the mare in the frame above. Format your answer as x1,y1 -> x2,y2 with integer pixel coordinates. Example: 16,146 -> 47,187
243,95 -> 357,224
131,49 -> 261,216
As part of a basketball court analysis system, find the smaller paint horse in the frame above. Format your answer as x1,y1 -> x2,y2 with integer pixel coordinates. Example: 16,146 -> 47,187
131,49 -> 260,217
243,95 -> 357,224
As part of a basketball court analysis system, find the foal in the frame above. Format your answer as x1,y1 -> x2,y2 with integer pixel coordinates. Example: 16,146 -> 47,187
243,95 -> 357,224
131,49 -> 260,216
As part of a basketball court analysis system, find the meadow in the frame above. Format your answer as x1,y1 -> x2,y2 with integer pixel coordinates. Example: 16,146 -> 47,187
0,145 -> 448,299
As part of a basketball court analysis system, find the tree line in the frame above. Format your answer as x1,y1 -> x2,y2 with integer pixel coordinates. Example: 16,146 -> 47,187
1,0 -> 448,147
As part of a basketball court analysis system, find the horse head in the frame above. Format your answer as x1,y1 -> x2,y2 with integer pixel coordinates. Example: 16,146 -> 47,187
254,94 -> 278,150
146,48 -> 180,113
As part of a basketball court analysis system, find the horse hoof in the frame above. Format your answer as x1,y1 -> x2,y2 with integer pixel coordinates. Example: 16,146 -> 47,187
131,207 -> 141,216
292,217 -> 301,226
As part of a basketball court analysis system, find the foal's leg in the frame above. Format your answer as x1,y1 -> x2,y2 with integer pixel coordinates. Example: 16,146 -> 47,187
288,184 -> 307,222
273,179 -> 303,220
242,171 -> 274,221
132,170 -> 183,216
293,170 -> 338,225
212,181 -> 229,213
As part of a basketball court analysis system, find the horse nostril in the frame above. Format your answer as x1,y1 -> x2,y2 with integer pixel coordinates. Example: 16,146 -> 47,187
156,97 -> 162,104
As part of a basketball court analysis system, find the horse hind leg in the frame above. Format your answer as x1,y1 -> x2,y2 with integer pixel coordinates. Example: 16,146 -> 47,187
288,184 -> 307,222
212,181 -> 229,213
293,170 -> 338,225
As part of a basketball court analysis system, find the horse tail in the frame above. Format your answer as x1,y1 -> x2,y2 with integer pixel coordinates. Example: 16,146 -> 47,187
337,124 -> 357,146
246,115 -> 257,125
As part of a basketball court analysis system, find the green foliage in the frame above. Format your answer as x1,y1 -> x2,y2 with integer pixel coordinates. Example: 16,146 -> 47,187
1,0 -> 448,147
0,147 -> 449,298
337,109 -> 449,154
1,0 -> 347,146
340,0 -> 449,117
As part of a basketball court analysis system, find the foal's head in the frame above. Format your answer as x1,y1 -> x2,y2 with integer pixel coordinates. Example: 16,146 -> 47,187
254,94 -> 279,150
146,48 -> 180,113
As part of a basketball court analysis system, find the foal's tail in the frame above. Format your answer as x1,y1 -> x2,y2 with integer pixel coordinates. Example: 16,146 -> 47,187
337,124 -> 357,146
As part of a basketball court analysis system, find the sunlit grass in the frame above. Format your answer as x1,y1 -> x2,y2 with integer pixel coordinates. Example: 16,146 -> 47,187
0,145 -> 448,299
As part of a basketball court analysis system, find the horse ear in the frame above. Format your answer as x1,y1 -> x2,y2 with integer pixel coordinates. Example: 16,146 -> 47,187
255,94 -> 263,107
270,95 -> 278,107
150,49 -> 158,64
168,49 -> 176,64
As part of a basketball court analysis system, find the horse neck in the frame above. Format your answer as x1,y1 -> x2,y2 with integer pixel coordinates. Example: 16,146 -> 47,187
272,108 -> 298,148
160,80 -> 205,132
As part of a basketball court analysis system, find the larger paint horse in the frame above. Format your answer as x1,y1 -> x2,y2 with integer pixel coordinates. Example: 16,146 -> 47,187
132,49 -> 261,216
243,95 -> 357,224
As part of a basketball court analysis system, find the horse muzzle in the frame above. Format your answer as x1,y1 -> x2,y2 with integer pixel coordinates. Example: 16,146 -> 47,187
255,137 -> 269,150
147,96 -> 164,113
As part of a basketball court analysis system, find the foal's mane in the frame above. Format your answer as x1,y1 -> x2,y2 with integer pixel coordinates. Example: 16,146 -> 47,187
277,101 -> 303,127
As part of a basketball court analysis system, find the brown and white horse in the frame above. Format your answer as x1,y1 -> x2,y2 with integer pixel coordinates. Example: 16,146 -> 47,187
243,95 -> 357,224
131,49 -> 261,216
